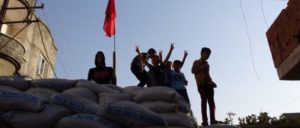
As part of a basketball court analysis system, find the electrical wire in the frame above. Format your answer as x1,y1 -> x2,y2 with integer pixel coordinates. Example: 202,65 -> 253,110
260,0 -> 269,28
37,20 -> 57,78
48,0 -> 84,77
268,95 -> 300,112
239,0 -> 261,81
38,0 -> 69,78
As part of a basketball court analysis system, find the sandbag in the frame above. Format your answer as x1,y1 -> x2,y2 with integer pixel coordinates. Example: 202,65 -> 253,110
132,86 -> 179,102
159,112 -> 194,128
63,87 -> 97,102
0,89 -> 45,111
102,84 -> 123,92
139,101 -> 178,113
0,111 -> 11,128
178,98 -> 190,114
2,104 -> 72,128
0,85 -> 21,92
122,86 -> 144,95
0,78 -> 31,91
98,93 -> 131,107
55,114 -> 121,128
26,87 -> 58,102
76,80 -> 120,94
104,101 -> 167,127
50,93 -> 103,116
31,79 -> 76,92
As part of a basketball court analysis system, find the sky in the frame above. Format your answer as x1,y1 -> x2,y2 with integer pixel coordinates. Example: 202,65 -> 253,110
36,0 -> 300,124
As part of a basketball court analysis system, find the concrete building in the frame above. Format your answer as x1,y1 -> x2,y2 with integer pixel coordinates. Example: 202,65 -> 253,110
266,0 -> 300,80
0,0 -> 57,79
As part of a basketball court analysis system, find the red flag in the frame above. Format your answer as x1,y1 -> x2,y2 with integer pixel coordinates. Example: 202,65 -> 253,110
103,0 -> 116,37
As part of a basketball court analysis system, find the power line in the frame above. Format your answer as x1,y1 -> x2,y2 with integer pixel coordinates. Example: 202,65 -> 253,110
37,21 -> 57,78
260,0 -> 269,28
48,0 -> 84,77
38,0 -> 70,78
268,95 -> 300,112
239,0 -> 261,81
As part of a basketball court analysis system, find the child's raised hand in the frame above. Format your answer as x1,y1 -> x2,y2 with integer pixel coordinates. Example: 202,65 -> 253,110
184,50 -> 188,57
170,43 -> 174,50
135,46 -> 140,54
159,50 -> 163,55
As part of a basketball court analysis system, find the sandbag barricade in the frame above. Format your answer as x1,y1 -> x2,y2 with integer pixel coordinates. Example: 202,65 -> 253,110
98,93 -> 131,107
2,104 -> 72,128
76,80 -> 120,94
0,78 -> 198,128
50,93 -> 103,116
139,101 -> 178,113
63,87 -> 98,102
131,86 -> 180,103
159,112 -> 195,128
31,79 -> 76,92
0,77 -> 31,91
0,88 -> 45,111
26,87 -> 58,102
55,114 -> 122,128
103,101 -> 168,127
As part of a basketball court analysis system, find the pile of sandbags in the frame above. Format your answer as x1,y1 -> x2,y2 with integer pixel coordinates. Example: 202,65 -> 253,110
127,86 -> 197,128
0,77 -> 197,128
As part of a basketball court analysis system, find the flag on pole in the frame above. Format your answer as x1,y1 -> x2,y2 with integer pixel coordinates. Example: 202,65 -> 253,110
103,0 -> 116,37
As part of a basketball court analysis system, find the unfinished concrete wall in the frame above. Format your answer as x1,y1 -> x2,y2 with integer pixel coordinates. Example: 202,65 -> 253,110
0,0 -> 57,79
266,0 -> 300,80
17,20 -> 57,79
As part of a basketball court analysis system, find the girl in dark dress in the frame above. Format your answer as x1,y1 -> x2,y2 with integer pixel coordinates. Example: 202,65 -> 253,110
88,51 -> 116,84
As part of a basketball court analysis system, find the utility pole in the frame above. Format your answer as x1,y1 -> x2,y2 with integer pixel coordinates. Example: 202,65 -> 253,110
0,0 -> 43,31
0,0 -> 9,31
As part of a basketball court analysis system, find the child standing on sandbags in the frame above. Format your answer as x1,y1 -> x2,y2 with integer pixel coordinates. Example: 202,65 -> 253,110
88,51 -> 116,84
135,44 -> 174,87
131,48 -> 157,87
170,60 -> 190,104
192,47 -> 220,126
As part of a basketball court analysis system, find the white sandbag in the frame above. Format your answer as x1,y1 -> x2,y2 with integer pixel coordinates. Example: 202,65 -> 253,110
76,80 -> 120,94
55,114 -> 122,128
104,101 -> 167,127
102,84 -> 123,92
132,86 -> 179,102
139,101 -> 178,113
26,87 -> 58,102
63,87 -> 97,102
122,86 -> 144,95
2,104 -> 72,128
98,93 -> 131,107
31,79 -> 76,92
0,89 -> 45,111
159,112 -> 194,128
50,93 -> 103,116
0,79 -> 31,91
0,85 -> 21,92
178,98 -> 190,114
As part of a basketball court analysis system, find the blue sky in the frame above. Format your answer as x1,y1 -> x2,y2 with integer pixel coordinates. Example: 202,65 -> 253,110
37,0 -> 300,124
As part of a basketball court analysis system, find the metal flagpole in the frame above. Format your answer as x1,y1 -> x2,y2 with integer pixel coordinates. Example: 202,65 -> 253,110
113,32 -> 117,85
